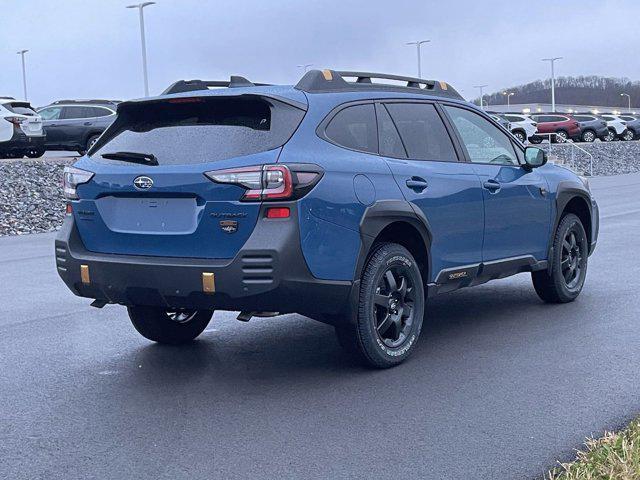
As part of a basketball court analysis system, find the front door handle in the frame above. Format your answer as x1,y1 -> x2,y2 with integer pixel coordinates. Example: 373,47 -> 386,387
83,122 -> 92,126
406,177 -> 429,192
483,179 -> 501,192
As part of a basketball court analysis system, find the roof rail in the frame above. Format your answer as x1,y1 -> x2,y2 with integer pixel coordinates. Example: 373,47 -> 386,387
162,76 -> 271,95
0,96 -> 16,100
295,69 -> 463,99
52,99 -> 120,105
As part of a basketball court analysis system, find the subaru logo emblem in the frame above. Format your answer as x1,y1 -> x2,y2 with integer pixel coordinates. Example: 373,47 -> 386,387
133,176 -> 153,190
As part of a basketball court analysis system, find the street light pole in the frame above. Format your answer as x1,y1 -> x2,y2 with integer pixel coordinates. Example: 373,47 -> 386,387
542,57 -> 562,112
406,40 -> 430,78
474,85 -> 488,110
126,2 -> 156,97
621,93 -> 631,112
16,50 -> 28,100
503,91 -> 514,107
297,63 -> 313,74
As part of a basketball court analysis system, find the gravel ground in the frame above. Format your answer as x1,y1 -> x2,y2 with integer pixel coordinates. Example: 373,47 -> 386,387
0,158 -> 73,236
541,140 -> 640,176
0,142 -> 639,237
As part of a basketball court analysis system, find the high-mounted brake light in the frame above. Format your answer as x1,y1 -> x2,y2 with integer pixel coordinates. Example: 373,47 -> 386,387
205,164 -> 321,202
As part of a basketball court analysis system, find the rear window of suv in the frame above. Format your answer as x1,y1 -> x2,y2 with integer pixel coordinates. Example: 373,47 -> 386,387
5,102 -> 36,116
91,96 -> 305,165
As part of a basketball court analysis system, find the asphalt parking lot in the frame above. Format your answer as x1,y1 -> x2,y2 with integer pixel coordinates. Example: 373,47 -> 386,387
1,173 -> 639,479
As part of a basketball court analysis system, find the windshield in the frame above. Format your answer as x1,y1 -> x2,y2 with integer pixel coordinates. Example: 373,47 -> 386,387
90,96 -> 305,165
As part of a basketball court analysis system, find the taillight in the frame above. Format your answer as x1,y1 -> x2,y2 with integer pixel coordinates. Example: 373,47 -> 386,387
204,164 -> 323,202
63,166 -> 94,200
5,116 -> 24,126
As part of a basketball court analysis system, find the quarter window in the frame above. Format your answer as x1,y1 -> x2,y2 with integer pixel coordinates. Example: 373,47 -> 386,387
325,104 -> 378,153
384,103 -> 457,161
444,106 -> 519,166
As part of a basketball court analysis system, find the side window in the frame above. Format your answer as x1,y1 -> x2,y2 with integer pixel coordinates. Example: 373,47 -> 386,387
88,107 -> 113,118
444,106 -> 519,166
325,104 -> 377,153
376,104 -> 406,158
505,115 -> 523,123
39,107 -> 63,120
384,103 -> 457,161
62,106 -> 87,119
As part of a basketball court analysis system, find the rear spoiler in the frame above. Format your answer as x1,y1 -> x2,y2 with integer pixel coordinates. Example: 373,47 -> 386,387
120,92 -> 307,112
162,76 -> 272,95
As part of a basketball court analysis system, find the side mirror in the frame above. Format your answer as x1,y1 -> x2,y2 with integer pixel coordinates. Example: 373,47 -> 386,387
523,146 -> 547,169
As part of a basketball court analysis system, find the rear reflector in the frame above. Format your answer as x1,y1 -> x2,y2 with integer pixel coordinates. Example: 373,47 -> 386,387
202,272 -> 216,293
80,265 -> 90,284
65,203 -> 73,215
265,207 -> 290,219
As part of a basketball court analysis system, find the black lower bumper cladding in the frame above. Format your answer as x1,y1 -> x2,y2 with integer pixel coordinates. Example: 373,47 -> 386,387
55,204 -> 354,324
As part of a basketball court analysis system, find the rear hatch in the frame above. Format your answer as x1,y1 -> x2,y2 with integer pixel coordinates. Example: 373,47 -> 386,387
5,102 -> 43,136
72,92 -> 306,259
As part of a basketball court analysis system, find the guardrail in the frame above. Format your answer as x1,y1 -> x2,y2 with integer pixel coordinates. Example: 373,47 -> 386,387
532,133 -> 594,176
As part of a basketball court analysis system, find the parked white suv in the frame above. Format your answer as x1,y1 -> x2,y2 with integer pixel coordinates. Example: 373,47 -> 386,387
600,114 -> 629,142
0,97 -> 45,158
502,113 -> 538,144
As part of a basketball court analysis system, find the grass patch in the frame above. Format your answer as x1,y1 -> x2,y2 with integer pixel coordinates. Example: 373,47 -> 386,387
547,417 -> 640,479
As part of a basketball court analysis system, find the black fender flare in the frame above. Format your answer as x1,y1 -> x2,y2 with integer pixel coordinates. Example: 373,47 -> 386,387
354,200 -> 432,283
547,181 -> 594,269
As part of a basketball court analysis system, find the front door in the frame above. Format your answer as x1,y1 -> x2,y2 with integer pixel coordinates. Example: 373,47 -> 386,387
376,102 -> 485,282
443,105 -> 551,263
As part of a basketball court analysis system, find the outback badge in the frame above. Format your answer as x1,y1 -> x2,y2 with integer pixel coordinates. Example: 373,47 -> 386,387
219,220 -> 238,234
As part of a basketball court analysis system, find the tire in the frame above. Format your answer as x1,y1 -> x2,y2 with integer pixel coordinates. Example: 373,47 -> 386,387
335,243 -> 425,368
529,137 -> 543,144
621,129 -> 634,141
85,134 -> 100,152
553,130 -> 568,143
532,213 -> 588,303
513,130 -> 526,144
127,306 -> 213,344
603,129 -> 615,142
581,130 -> 596,143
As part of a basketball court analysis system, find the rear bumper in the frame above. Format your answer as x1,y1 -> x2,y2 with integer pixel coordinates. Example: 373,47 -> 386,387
0,130 -> 45,151
55,205 -> 355,324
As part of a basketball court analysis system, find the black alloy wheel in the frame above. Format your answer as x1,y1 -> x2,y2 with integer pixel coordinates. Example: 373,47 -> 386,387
373,266 -> 417,348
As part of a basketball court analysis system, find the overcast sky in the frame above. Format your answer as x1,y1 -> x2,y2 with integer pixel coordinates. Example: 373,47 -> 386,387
2,0 -> 639,106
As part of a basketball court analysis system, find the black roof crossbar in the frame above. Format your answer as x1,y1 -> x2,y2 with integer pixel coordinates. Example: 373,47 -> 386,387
162,76 -> 272,95
295,69 -> 464,100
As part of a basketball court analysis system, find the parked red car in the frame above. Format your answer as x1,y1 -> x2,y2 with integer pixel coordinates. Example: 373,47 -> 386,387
529,113 -> 581,143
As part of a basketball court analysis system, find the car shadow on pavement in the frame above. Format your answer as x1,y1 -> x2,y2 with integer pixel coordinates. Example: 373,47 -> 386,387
108,276 -> 570,387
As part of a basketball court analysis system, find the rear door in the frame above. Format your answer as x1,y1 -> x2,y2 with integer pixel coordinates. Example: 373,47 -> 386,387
39,106 -> 66,145
59,106 -> 92,146
73,94 -> 306,259
442,104 -> 551,262
377,101 -> 485,281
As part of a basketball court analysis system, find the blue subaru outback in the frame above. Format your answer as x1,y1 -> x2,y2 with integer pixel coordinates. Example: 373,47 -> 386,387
56,70 -> 598,368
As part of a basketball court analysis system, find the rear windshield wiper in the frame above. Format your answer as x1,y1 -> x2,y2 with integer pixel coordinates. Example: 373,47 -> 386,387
101,151 -> 159,166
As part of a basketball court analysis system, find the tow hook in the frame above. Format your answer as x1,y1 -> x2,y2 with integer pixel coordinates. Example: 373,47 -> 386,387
237,311 -> 279,322
90,299 -> 108,309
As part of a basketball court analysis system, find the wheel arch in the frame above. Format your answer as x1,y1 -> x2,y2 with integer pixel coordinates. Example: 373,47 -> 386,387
554,184 -> 593,254
355,200 -> 432,286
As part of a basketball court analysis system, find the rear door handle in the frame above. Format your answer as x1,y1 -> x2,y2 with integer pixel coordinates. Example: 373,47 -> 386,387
483,179 -> 501,192
83,122 -> 92,126
406,177 -> 429,192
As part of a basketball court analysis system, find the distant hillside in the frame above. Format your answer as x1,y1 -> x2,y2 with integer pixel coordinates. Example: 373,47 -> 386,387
480,76 -> 639,108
